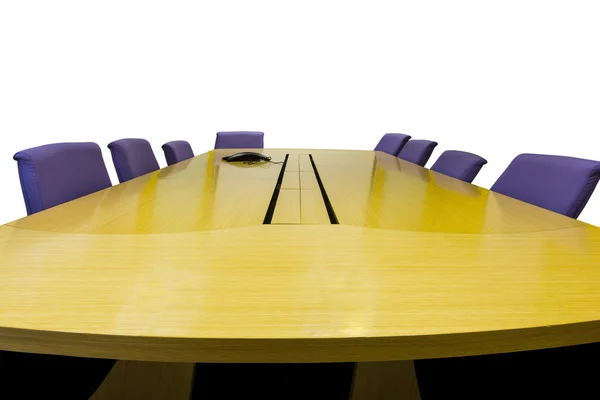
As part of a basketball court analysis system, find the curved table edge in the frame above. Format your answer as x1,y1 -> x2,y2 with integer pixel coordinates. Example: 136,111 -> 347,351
2,321 -> 600,362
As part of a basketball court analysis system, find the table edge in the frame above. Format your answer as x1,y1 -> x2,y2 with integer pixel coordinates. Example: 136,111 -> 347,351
2,321 -> 599,362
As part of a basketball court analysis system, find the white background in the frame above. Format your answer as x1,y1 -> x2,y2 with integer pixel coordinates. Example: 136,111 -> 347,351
1,1 -> 599,225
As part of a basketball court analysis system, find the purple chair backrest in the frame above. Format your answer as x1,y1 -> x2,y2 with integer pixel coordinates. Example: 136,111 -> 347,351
162,140 -> 194,166
491,153 -> 600,218
374,133 -> 411,156
397,140 -> 438,166
107,138 -> 160,183
214,131 -> 264,149
13,142 -> 112,215
430,150 -> 488,183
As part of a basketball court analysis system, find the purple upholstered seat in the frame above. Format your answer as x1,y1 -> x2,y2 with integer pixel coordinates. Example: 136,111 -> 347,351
374,133 -> 411,156
397,140 -> 438,167
107,138 -> 160,183
162,140 -> 194,166
430,150 -> 487,183
13,142 -> 112,215
491,154 -> 600,219
214,131 -> 264,149
7,142 -> 117,395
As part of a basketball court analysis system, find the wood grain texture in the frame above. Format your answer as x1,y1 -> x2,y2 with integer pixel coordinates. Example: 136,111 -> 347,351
351,361 -> 420,400
272,189 -> 301,224
315,151 -> 583,233
90,361 -> 194,400
8,150 -> 287,234
300,189 -> 330,224
281,169 -> 300,189
1,149 -> 600,363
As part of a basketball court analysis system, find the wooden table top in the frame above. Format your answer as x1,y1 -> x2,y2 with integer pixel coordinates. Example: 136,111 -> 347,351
1,149 -> 600,363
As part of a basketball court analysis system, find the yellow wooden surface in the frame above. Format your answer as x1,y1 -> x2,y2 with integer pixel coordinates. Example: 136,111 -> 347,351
1,149 -> 600,363
313,151 -> 582,233
300,189 -> 330,224
281,169 -> 300,190
271,189 -> 301,224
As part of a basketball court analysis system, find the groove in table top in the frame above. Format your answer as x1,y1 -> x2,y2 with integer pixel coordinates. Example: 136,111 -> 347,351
272,154 -> 330,224
300,189 -> 330,224
309,154 -> 339,224
271,189 -> 301,224
263,154 -> 289,224
298,154 -> 313,172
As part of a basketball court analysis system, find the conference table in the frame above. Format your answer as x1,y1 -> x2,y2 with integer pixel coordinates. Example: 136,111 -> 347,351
2,148 -> 600,399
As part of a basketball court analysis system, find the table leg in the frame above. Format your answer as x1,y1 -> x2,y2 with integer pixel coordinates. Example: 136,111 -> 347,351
350,360 -> 421,400
89,360 -> 194,400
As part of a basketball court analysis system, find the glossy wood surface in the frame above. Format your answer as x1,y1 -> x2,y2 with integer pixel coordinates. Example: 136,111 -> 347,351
2,149 -> 600,362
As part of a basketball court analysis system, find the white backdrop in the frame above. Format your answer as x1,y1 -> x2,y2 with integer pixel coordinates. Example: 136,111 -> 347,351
1,1 -> 599,225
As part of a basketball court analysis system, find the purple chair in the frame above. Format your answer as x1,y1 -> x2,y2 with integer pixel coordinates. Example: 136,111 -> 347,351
13,142 -> 112,215
397,140 -> 438,166
162,140 -> 194,166
430,150 -> 488,183
214,131 -> 264,149
416,154 -> 600,399
10,144 -> 115,397
491,153 -> 600,218
374,133 -> 411,156
107,138 -> 160,183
